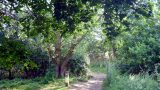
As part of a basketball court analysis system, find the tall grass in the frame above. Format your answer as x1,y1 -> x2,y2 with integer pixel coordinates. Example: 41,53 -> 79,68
0,77 -> 68,90
0,64 -> 93,90
0,75 -> 79,90
103,63 -> 158,90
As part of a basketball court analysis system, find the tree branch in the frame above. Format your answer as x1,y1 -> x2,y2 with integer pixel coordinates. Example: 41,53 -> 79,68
61,33 -> 87,67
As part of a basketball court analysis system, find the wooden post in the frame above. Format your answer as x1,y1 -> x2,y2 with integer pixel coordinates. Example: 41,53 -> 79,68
106,59 -> 111,85
65,71 -> 69,87
154,63 -> 160,90
157,80 -> 160,90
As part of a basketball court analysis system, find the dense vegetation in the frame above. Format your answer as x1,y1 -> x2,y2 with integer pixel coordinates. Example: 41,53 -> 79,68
0,0 -> 101,79
0,0 -> 160,90
103,0 -> 160,90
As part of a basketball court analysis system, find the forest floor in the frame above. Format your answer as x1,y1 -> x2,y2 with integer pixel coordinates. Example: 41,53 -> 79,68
69,73 -> 106,90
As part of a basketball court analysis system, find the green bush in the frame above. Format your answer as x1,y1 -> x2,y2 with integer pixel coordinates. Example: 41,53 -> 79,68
115,17 -> 160,74
0,37 -> 33,79
68,54 -> 88,76
42,65 -> 56,84
0,37 -> 49,79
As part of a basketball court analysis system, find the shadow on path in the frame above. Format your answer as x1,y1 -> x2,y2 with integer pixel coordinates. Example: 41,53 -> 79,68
69,73 -> 106,90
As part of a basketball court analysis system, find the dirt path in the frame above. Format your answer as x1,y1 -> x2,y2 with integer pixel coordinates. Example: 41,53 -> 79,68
69,73 -> 106,90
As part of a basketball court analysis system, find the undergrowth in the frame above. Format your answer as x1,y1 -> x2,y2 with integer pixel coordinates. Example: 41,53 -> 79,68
0,64 -> 91,90
90,61 -> 106,73
0,76 -> 78,90
103,62 -> 158,90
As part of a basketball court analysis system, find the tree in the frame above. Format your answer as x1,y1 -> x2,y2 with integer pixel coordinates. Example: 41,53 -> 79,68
0,0 -> 100,78
103,0 -> 153,58
116,14 -> 160,74
112,0 -> 160,74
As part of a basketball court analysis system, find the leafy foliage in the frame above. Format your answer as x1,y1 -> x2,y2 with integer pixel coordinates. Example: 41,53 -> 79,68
0,33 -> 49,79
103,0 -> 153,40
0,0 -> 100,79
69,54 -> 88,76
116,15 -> 160,74
0,37 -> 31,71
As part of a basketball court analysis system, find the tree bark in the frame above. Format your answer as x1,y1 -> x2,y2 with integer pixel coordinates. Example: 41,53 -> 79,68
54,32 -> 62,65
110,40 -> 116,60
55,63 -> 66,78
8,69 -> 13,80
47,45 -> 53,66
55,64 -> 62,78
54,32 -> 63,78
54,33 -> 87,78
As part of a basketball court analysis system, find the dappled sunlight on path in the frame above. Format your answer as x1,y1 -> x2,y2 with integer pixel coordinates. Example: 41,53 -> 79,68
69,73 -> 106,90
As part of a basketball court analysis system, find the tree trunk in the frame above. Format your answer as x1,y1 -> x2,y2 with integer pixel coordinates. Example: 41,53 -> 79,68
47,45 -> 52,67
55,64 -> 66,78
8,69 -> 13,80
110,40 -> 116,60
53,32 -> 86,78
55,57 -> 70,78
112,46 -> 116,58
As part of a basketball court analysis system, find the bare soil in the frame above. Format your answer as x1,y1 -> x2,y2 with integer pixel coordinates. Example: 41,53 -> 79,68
69,73 -> 106,90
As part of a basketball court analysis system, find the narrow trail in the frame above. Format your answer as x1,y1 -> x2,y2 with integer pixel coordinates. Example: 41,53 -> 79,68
69,73 -> 106,90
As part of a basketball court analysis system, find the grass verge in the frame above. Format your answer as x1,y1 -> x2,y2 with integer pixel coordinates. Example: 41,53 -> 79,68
103,63 -> 158,90
0,76 -> 78,90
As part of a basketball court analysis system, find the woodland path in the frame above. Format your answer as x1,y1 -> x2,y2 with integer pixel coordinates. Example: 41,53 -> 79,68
69,73 -> 106,90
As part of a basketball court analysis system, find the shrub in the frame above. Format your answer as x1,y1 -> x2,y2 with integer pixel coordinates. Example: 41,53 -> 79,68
0,37 -> 49,79
0,38 -> 33,79
115,25 -> 160,74
42,64 -> 56,84
104,74 -> 158,90
68,54 -> 88,76
113,16 -> 160,74
103,63 -> 158,90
